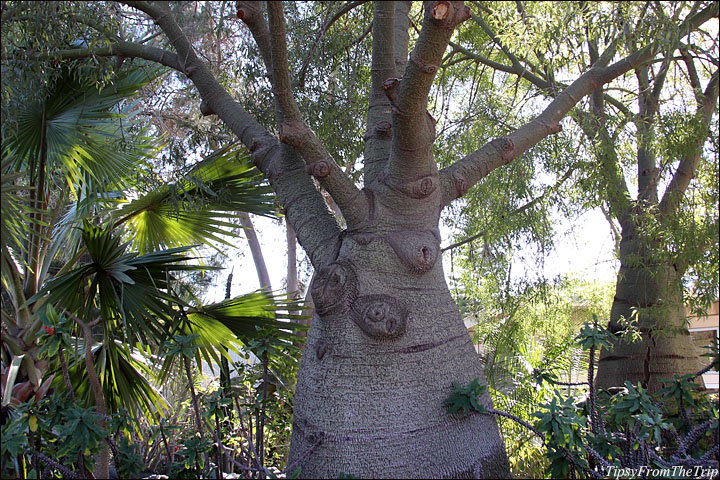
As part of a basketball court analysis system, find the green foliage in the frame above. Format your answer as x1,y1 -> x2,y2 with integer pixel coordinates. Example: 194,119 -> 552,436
459,311 -> 718,478
533,394 -> 586,450
456,278 -> 613,477
528,318 -> 719,479
575,315 -> 613,350
0,156 -> 44,266
2,30 -> 305,477
165,334 -> 201,359
115,144 -> 277,255
0,395 -> 114,478
701,338 -> 720,372
179,434 -> 212,470
444,378 -> 487,415
115,436 -> 145,478
53,404 -> 108,458
1,411 -> 28,458
36,305 -> 72,358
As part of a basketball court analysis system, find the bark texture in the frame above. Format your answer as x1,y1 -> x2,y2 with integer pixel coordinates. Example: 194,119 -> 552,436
288,220 -> 509,478
288,5 -> 509,474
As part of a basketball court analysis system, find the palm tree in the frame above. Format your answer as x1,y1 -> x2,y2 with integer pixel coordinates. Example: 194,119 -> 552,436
1,63 -> 303,477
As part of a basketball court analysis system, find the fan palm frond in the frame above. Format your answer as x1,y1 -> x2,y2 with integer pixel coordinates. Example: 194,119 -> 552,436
34,223 -> 211,346
61,341 -> 168,423
5,64 -> 162,201
115,144 -> 276,254
0,157 -> 45,264
156,292 -> 307,384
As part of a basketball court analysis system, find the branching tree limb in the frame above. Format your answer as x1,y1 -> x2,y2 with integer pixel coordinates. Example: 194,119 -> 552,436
117,0 -> 342,268
659,68 -> 719,215
439,44 -> 662,206
363,0 -> 396,185
387,1 -> 472,181
266,1 -> 365,227
36,42 -> 182,77
236,1 -> 272,71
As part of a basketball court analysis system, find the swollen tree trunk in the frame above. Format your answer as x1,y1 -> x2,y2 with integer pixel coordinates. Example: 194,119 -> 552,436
593,24 -> 719,393
595,215 -> 703,393
288,229 -> 510,477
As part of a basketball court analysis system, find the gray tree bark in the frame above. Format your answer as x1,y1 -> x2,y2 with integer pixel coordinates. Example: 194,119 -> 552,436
289,238 -> 509,477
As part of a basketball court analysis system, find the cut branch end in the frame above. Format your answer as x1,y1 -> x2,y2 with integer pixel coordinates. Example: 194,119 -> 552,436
432,2 -> 451,20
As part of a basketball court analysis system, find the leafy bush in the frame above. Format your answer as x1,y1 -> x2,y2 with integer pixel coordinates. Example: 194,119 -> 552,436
448,318 -> 719,478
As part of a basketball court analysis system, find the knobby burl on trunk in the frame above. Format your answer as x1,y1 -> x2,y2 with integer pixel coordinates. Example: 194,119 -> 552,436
51,0 -> 675,477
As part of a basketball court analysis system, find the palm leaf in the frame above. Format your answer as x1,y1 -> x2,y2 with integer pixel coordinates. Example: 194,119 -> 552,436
5,64 -> 162,201
58,340 -> 168,423
115,144 -> 277,254
156,291 -> 307,384
33,224 -> 213,347
187,291 -> 307,342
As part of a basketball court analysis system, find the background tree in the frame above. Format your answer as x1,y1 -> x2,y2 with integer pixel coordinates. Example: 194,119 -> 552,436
440,1 -> 719,392
3,0 -> 714,477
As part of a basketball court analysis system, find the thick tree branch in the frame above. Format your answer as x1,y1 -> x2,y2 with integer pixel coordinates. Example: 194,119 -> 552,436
236,1 -> 273,72
122,1 -> 267,147
680,45 -> 704,104
36,41 -> 182,72
440,45 -> 661,206
439,1 -> 718,207
121,1 -> 341,267
635,64 -> 660,204
363,0 -> 396,186
239,213 -> 272,290
393,1 -> 411,77
659,68 -> 719,215
387,1 -> 472,180
266,1 -> 365,227
580,33 -> 632,219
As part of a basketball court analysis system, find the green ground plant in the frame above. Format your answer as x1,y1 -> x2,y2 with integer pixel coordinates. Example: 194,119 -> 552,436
447,317 -> 719,479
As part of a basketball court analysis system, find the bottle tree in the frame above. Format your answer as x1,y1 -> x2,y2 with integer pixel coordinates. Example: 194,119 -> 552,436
9,1 -> 700,476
